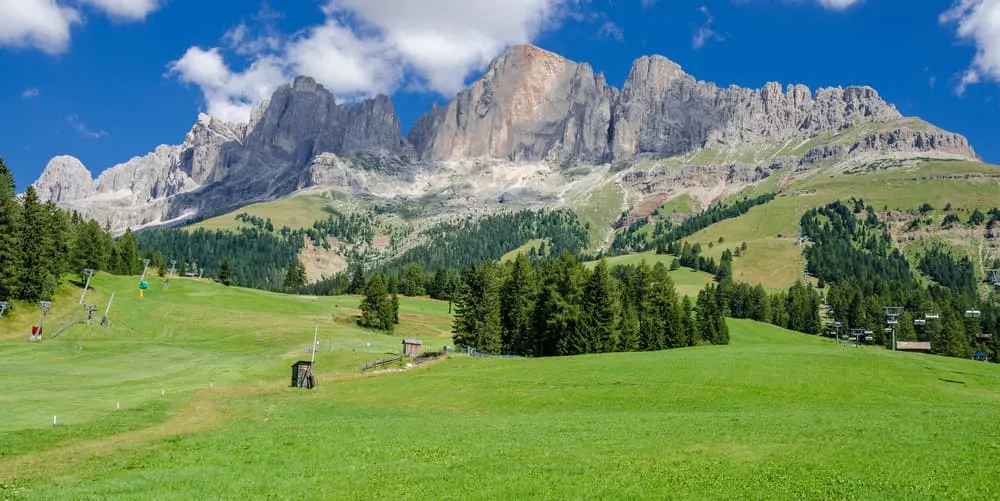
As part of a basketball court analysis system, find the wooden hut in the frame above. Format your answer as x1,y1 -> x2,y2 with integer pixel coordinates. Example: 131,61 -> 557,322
895,341 -> 932,353
403,339 -> 423,357
290,360 -> 315,388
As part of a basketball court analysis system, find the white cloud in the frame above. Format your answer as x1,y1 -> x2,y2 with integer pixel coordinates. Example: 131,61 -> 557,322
692,6 -> 724,50
0,0 -> 161,54
0,0 -> 80,54
818,0 -> 863,9
597,21 -> 624,41
79,0 -> 161,21
941,0 -> 1000,95
168,0 -> 580,122
22,87 -> 41,99
167,47 -> 287,123
66,114 -> 107,139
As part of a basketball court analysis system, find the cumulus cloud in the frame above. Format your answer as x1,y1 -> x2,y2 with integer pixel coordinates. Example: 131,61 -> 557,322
79,0 -> 161,21
66,114 -> 107,139
0,0 -> 161,54
22,87 -> 41,99
168,0 -> 581,123
818,0 -> 863,9
0,0 -> 80,54
941,0 -> 1000,95
598,21 -> 624,41
692,6 -> 724,50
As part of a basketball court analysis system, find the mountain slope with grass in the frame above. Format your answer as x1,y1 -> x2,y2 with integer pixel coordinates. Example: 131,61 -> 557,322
1,275 -> 999,499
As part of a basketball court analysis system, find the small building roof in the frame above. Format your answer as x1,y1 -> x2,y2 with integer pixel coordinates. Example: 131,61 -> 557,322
896,341 -> 932,351
402,339 -> 422,345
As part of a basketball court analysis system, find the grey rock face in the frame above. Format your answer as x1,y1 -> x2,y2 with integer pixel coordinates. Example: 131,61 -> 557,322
800,144 -> 848,165
33,155 -> 95,202
33,76 -> 413,233
612,57 -> 902,159
849,127 -> 978,159
408,45 -> 617,164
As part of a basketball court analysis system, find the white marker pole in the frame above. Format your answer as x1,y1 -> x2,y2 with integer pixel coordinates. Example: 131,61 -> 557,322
53,415 -> 57,426
116,402 -> 120,411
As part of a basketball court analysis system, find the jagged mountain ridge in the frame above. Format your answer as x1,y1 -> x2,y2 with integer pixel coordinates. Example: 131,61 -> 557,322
32,44 -> 979,234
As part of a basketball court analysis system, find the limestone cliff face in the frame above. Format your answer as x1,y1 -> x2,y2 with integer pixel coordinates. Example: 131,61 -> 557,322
32,77 -> 411,232
32,44 -> 982,233
408,45 -> 617,164
610,56 -> 903,159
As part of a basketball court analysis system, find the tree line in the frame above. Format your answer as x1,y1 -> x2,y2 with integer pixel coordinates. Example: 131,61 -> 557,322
0,158 -> 141,307
801,199 -> 1000,362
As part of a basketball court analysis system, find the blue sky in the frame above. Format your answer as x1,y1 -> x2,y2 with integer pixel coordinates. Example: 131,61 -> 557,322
2,0 -> 999,189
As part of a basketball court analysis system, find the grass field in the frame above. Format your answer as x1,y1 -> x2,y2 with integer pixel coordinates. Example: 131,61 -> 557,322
3,275 -> 1000,499
588,252 -> 715,298
187,194 -> 333,232
681,159 -> 1000,288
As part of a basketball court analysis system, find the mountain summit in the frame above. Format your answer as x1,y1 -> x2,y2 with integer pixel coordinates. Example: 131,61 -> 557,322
33,44 -> 978,233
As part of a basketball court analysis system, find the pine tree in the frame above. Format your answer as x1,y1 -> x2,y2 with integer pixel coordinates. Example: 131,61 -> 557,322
452,262 -> 503,353
42,202 -> 71,281
681,296 -> 697,345
72,220 -> 108,272
359,273 -> 394,332
284,261 -> 307,291
116,228 -> 141,275
581,259 -> 620,353
0,158 -> 21,300
500,253 -> 537,355
348,265 -> 365,294
218,259 -> 233,286
17,187 -> 55,301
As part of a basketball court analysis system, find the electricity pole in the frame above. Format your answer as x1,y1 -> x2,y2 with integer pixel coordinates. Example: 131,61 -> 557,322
139,259 -> 151,282
100,291 -> 116,327
884,307 -> 903,351
79,268 -> 96,304
36,301 -> 53,341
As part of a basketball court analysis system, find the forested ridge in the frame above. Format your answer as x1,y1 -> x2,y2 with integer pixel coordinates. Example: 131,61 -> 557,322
801,200 -> 1000,361
0,158 -> 141,309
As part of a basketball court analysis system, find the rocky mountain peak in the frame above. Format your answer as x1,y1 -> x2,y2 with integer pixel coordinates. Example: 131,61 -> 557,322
33,155 -> 95,202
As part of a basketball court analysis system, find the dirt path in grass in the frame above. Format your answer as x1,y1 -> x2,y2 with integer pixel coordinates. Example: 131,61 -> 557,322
0,360 -> 449,484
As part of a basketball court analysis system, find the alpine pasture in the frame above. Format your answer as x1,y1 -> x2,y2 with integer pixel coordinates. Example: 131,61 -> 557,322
2,274 -> 999,499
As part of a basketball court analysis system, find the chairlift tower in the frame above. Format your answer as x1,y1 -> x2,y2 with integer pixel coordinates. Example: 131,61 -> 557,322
849,328 -> 868,347
139,259 -> 151,282
35,301 -> 53,341
168,260 -> 177,277
100,291 -> 116,327
884,306 -> 903,351
85,304 -> 97,324
79,268 -> 96,304
0,301 -> 8,319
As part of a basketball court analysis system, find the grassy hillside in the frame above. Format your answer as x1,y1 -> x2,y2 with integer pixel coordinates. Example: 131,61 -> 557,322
2,277 -> 1000,498
187,194 -> 334,232
683,159 -> 1000,288
585,251 -> 715,298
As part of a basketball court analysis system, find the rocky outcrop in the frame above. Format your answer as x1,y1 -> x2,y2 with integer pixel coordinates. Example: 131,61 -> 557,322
32,44 -> 982,233
34,156 -> 96,202
408,45 -> 617,164
611,56 -> 902,159
849,127 -> 978,159
800,144 -> 848,165
33,77 -> 412,232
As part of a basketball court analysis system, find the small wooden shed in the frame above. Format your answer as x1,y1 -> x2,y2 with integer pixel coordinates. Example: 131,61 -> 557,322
403,339 -> 423,357
896,341 -> 932,353
290,360 -> 315,389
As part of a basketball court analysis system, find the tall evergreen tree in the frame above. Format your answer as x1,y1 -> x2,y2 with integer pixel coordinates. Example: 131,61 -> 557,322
452,262 -> 503,353
17,187 -> 55,301
284,261 -> 307,291
581,259 -> 620,353
73,220 -> 109,272
218,258 -> 233,286
0,158 -> 21,300
359,273 -> 395,332
116,228 -> 141,275
500,253 -> 537,354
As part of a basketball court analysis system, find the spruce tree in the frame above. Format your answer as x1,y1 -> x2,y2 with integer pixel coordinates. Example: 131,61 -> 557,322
218,259 -> 233,286
360,273 -> 394,332
18,187 -> 55,301
500,253 -> 537,355
117,228 -> 141,275
452,262 -> 503,353
581,259 -> 620,353
73,220 -> 108,272
284,261 -> 306,291
681,296 -> 697,345
0,158 -> 21,300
